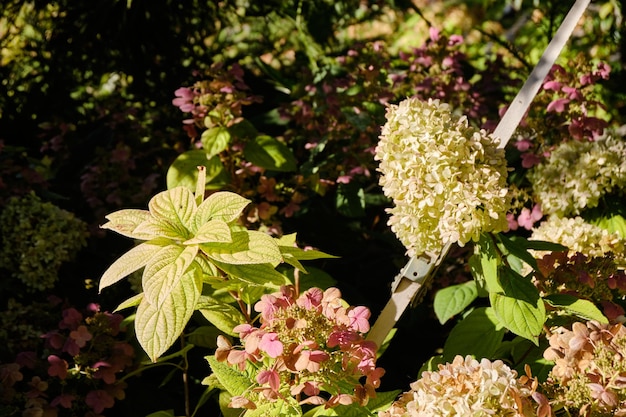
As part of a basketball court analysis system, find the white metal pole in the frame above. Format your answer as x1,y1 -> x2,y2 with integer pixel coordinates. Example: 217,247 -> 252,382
367,0 -> 591,348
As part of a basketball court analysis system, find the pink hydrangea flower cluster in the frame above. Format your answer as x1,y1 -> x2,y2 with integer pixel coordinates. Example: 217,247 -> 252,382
536,250 -> 626,321
512,59 -> 611,170
215,285 -> 385,411
172,62 -> 261,139
0,303 -> 134,417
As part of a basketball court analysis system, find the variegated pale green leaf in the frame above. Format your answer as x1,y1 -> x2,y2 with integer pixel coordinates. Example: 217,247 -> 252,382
99,238 -> 171,292
148,187 -> 197,231
114,292 -> 144,312
213,261 -> 289,286
275,232 -> 297,246
196,295 -> 247,336
101,209 -> 152,239
202,230 -> 282,266
278,246 -> 338,261
135,264 -> 203,361
143,244 -> 199,307
134,217 -> 191,240
280,245 -> 337,272
193,255 -> 220,277
194,191 -> 250,230
184,219 -> 232,245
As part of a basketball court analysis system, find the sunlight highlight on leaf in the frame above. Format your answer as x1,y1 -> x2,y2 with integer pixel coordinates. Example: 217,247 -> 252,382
99,238 -> 171,292
101,209 -> 152,239
202,230 -> 282,266
135,264 -> 202,362
142,244 -> 199,307
194,191 -> 250,228
148,187 -> 197,231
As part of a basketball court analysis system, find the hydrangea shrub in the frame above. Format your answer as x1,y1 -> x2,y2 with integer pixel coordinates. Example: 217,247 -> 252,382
0,192 -> 88,292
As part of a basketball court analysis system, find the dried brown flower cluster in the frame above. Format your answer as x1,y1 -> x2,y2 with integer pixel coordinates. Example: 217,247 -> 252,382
543,320 -> 626,416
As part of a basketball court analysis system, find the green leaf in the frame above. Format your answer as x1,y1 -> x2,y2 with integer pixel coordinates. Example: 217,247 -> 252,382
142,244 -> 199,307
363,390 -> 404,413
283,266 -> 337,291
590,213 -> 626,239
135,264 -> 202,361
544,294 -> 608,323
197,296 -> 247,336
193,255 -> 220,277
275,232 -> 297,246
194,191 -> 250,228
99,238 -> 171,292
184,219 -> 232,245
206,355 -> 253,397
442,307 -> 505,361
522,239 -> 568,252
149,187 -> 196,231
243,135 -> 297,172
342,105 -> 373,132
214,261 -> 289,287
201,126 -> 231,158
279,245 -> 338,261
187,326 -> 224,349
280,245 -> 338,272
497,234 -> 539,270
245,400 -> 301,417
304,392 -> 397,417
202,230 -> 282,266
433,281 -> 478,324
114,292 -> 144,312
228,119 -> 258,140
470,233 -> 501,294
218,391 -> 242,417
239,285 -> 267,306
490,267 -> 546,344
166,150 -> 227,191
101,209 -> 152,239
134,217 -> 191,240
336,183 -> 365,218
510,337 -> 554,382
418,355 -> 445,374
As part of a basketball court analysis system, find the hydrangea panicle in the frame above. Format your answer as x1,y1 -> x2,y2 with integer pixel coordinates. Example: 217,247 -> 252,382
531,216 -> 625,261
379,355 -> 543,416
215,285 -> 384,411
543,320 -> 626,416
528,135 -> 626,217
375,97 -> 510,256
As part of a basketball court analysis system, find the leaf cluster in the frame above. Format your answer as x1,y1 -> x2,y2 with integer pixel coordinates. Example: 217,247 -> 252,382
100,170 -> 335,361
431,232 -> 608,378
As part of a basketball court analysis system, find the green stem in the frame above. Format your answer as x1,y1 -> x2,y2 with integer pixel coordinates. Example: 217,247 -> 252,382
181,336 -> 191,417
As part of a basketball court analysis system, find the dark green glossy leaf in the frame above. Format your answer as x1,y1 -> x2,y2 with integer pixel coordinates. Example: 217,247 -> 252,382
442,307 -> 505,361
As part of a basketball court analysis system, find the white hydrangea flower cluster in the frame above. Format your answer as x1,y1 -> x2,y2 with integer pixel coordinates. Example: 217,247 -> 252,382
379,355 -> 538,417
531,216 -> 625,260
527,136 -> 626,217
375,97 -> 510,257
